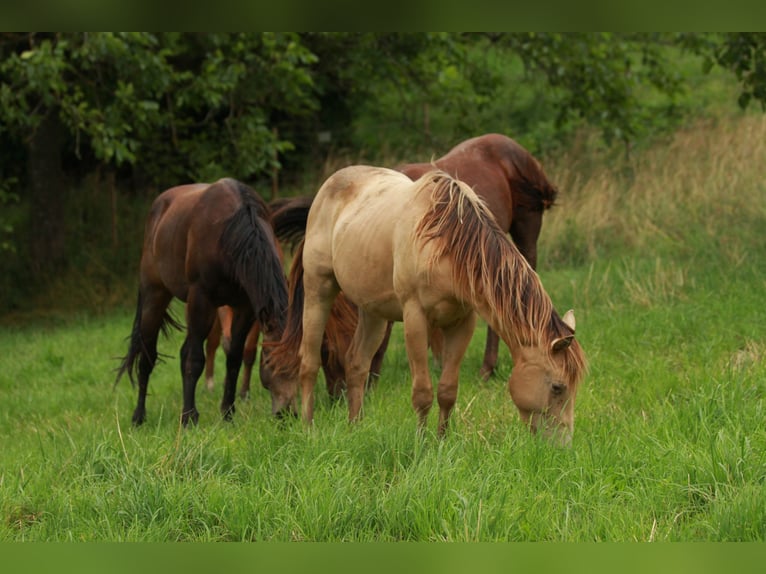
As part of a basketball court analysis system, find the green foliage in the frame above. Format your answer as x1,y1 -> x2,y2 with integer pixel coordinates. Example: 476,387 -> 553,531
0,32 -> 764,316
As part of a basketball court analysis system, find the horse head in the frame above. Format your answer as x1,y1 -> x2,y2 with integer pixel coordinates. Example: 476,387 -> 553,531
506,309 -> 584,446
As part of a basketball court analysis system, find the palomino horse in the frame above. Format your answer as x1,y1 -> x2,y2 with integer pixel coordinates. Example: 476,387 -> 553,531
270,134 -> 559,382
264,167 -> 586,444
398,133 -> 558,380
115,178 -> 288,426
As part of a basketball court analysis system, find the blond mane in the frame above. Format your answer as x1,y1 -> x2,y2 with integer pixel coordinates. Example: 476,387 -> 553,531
412,170 -> 587,386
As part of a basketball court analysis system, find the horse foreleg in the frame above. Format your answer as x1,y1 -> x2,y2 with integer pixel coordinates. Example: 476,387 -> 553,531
345,312 -> 389,423
403,301 -> 434,430
239,321 -> 260,400
221,309 -> 254,419
436,313 -> 476,437
479,326 -> 500,381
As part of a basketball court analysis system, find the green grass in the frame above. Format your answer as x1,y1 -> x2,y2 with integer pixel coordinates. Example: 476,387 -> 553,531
2,116 -> 766,541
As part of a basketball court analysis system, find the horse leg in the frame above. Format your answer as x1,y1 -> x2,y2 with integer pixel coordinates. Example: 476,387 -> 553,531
298,275 -> 339,425
132,287 -> 173,426
180,291 -> 217,426
344,311 -> 389,423
428,326 -> 445,370
402,301 -> 434,430
367,321 -> 393,390
204,312 -> 222,391
479,327 -> 500,381
436,312 -> 476,437
238,321 -> 260,400
220,308 -> 254,420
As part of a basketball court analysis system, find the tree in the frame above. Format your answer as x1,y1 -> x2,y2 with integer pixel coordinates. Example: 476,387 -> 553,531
0,32 -> 318,280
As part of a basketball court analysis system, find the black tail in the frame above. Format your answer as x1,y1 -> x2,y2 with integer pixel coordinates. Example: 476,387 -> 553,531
114,290 -> 182,387
270,195 -> 313,248
220,180 -> 288,332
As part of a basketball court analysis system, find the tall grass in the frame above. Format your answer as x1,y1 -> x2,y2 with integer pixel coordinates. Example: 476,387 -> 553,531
1,115 -> 765,541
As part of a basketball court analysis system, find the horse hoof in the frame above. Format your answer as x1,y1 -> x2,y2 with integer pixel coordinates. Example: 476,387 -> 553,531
221,403 -> 236,421
479,366 -> 495,382
181,409 -> 199,426
131,410 -> 146,427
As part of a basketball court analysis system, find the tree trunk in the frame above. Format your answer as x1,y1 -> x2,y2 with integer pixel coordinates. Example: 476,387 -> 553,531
26,109 -> 67,278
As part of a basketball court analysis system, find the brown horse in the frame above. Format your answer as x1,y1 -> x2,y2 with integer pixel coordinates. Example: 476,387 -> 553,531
115,178 -> 288,426
264,167 -> 585,444
398,133 -> 558,380
203,306 -> 260,397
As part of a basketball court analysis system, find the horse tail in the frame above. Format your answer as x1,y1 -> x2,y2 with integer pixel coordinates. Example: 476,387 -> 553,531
502,139 -> 558,212
219,180 -> 288,331
263,240 -> 307,378
114,289 -> 182,387
270,195 -> 314,248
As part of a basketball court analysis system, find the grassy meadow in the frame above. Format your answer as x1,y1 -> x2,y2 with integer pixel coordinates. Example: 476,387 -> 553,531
1,115 -> 765,542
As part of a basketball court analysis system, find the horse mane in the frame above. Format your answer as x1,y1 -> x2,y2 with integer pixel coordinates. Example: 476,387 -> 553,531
218,178 -> 288,332
500,138 -> 558,212
412,170 -> 586,386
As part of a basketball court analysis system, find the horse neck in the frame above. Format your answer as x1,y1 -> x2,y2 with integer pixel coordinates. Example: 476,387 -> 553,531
453,241 -> 554,354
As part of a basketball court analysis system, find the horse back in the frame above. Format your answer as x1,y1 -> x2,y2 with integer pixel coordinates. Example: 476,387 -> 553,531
307,166 -> 417,321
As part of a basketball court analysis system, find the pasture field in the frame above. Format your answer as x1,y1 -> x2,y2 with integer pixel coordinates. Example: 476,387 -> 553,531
1,116 -> 765,542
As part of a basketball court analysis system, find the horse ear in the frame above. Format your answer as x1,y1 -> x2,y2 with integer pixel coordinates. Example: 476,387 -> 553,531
562,309 -> 576,333
551,334 -> 574,353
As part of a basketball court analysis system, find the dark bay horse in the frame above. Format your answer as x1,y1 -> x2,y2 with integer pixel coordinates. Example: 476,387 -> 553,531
398,133 -> 558,379
203,306 -> 260,396
115,178 -> 288,426
265,167 -> 586,444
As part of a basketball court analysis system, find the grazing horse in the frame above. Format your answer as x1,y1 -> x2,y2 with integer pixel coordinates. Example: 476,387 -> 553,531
202,196 -> 291,399
115,178 -> 288,426
203,306 -> 260,397
398,133 -> 558,380
264,166 -> 586,444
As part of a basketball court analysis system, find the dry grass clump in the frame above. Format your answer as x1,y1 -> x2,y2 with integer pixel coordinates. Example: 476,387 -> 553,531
540,114 -> 766,266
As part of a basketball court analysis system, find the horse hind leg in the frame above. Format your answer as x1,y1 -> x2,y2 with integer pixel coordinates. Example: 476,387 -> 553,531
131,287 -> 173,426
238,321 -> 260,400
298,275 -> 339,425
479,326 -> 500,381
344,311 -> 389,423
180,291 -> 218,426
204,312 -> 223,391
367,321 -> 394,390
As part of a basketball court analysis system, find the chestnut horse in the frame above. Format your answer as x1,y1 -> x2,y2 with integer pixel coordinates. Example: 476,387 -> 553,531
203,306 -> 260,396
264,167 -> 585,443
115,178 -> 288,426
398,133 -> 558,380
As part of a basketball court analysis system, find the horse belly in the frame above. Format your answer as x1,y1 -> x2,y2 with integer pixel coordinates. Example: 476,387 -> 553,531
331,227 -> 401,321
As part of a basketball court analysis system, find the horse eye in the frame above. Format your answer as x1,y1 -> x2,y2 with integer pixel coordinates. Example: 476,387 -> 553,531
551,383 -> 566,396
